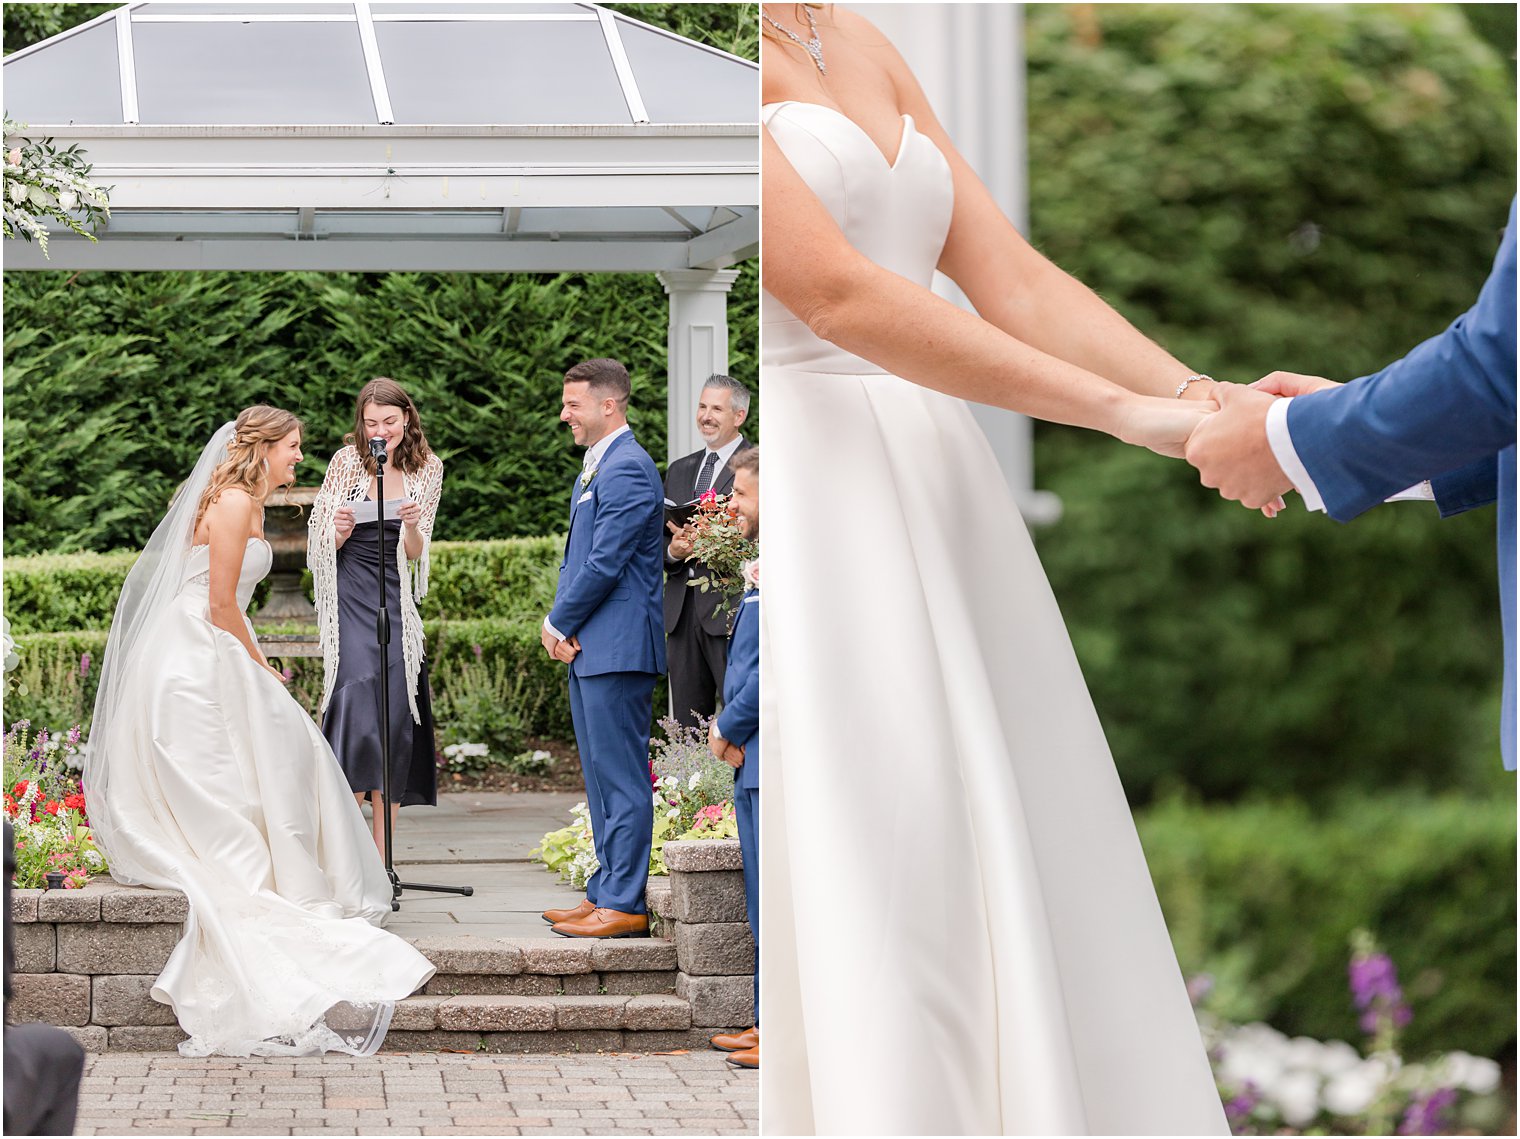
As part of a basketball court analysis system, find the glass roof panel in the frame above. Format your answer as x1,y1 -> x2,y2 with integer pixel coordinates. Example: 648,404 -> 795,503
132,3 -> 356,15
133,20 -> 377,123
377,20 -> 628,123
369,2 -> 590,13
616,20 -> 756,124
3,20 -> 123,125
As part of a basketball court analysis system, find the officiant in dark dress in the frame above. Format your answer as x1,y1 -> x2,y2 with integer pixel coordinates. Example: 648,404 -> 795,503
310,379 -> 445,854
663,374 -> 753,728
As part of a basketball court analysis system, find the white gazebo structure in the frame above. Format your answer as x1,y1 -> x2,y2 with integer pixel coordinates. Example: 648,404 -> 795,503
2,0 -> 758,459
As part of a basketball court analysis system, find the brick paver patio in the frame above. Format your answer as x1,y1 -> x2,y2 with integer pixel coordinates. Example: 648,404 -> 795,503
74,1049 -> 758,1136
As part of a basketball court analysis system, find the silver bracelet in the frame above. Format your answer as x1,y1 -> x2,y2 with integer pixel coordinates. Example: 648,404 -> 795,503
1174,373 -> 1215,399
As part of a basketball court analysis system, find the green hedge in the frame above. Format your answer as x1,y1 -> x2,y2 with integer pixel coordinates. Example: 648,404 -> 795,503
7,616 -> 573,744
1024,3 -> 1516,800
3,538 -> 563,634
1139,792 -> 1516,1061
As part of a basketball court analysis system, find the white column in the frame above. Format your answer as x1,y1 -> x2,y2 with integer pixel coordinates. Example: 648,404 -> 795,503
657,268 -> 741,463
849,4 -> 1059,525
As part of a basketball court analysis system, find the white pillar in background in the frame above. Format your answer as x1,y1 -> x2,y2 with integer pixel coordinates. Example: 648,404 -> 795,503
848,3 -> 1059,525
657,268 -> 741,463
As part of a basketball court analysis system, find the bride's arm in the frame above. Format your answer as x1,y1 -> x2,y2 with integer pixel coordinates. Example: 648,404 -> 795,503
204,489 -> 282,679
869,18 -> 1213,404
763,128 -> 1208,455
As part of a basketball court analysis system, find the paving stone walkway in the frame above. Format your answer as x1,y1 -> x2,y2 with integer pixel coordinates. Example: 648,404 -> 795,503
74,1050 -> 758,1136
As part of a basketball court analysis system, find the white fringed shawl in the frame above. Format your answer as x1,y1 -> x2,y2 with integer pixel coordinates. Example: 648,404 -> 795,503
308,445 -> 443,724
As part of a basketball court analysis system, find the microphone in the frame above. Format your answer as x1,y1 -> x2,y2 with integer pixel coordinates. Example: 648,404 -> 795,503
368,436 -> 388,464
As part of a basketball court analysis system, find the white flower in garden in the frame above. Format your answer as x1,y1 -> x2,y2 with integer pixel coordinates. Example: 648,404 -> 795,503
1281,1036 -> 1328,1072
1438,1051 -> 1501,1095
1315,1039 -> 1362,1077
532,749 -> 550,762
687,771 -> 701,791
1323,1065 -> 1382,1116
666,807 -> 680,820
84,850 -> 103,867
1267,1069 -> 1322,1128
58,189 -> 77,211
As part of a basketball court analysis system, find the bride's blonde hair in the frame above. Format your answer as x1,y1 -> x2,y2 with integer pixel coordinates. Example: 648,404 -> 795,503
194,405 -> 303,530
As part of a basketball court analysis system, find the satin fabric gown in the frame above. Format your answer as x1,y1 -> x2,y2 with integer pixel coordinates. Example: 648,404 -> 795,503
96,537 -> 435,1056
760,101 -> 1228,1135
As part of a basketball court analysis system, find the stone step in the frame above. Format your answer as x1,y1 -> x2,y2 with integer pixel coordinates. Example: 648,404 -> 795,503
405,934 -> 678,996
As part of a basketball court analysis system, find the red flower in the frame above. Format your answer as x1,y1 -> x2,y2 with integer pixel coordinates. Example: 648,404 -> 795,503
63,793 -> 87,813
698,489 -> 718,507
648,759 -> 658,789
11,780 -> 28,799
44,800 -> 62,816
2,796 -> 15,817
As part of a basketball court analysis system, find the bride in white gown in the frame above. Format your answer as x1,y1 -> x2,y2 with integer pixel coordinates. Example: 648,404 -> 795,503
761,5 -> 1260,1134
84,406 -> 435,1057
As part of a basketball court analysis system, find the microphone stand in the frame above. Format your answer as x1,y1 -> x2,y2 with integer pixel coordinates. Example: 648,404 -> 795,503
369,438 -> 473,909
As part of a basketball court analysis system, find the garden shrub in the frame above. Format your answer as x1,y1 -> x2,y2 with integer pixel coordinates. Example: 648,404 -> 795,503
3,538 -> 563,633
1024,3 -> 1516,800
1138,792 -> 1517,1061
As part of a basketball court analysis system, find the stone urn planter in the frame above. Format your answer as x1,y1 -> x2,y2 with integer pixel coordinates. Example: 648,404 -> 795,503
254,485 -> 319,628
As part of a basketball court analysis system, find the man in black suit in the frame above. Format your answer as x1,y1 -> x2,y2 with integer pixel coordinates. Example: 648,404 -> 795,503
663,374 -> 753,728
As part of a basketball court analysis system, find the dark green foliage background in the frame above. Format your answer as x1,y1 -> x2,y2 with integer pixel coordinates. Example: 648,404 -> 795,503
1023,4 -> 1516,801
3,269 -> 758,553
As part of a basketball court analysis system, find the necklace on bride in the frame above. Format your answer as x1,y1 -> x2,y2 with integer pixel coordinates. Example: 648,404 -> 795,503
762,6 -> 826,75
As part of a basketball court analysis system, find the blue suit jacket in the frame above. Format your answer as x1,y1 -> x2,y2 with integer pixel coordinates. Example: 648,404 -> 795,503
548,430 -> 667,678
1287,199 -> 1517,769
718,587 -> 760,791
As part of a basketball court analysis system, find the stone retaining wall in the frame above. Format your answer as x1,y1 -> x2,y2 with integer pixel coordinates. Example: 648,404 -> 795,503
8,840 -> 758,1052
650,839 -> 756,1029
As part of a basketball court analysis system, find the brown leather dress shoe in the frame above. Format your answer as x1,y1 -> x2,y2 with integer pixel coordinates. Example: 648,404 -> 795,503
551,907 -> 650,939
726,1043 -> 758,1069
710,1027 -> 758,1052
542,898 -> 594,925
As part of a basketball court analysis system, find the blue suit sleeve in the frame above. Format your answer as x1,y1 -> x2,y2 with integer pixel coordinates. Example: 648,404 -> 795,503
1287,199 -> 1517,523
548,459 -> 662,638
1431,454 -> 1500,519
717,602 -> 761,745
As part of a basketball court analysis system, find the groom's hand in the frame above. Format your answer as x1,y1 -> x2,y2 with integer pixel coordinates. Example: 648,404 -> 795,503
1184,383 -> 1294,510
551,636 -> 581,664
540,625 -> 559,658
1251,370 -> 1342,399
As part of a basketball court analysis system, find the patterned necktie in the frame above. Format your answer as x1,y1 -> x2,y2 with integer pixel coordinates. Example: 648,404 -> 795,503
694,451 -> 720,498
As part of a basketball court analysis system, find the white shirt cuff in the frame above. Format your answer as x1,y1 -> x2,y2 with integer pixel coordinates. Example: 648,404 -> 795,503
543,616 -> 567,642
1266,397 -> 1327,513
1266,394 -> 1432,511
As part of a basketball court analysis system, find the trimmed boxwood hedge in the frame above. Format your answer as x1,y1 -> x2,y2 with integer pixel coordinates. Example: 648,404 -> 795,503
3,538 -> 563,634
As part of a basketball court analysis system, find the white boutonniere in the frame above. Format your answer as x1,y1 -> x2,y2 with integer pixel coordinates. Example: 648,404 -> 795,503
741,558 -> 760,593
579,462 -> 599,491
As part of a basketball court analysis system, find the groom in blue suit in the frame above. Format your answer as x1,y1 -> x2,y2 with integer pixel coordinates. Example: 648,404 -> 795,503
1187,199 -> 1517,769
541,358 -> 667,937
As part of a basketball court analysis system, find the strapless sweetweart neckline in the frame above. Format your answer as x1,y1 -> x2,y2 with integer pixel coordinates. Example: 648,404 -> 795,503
760,94 -> 1230,1135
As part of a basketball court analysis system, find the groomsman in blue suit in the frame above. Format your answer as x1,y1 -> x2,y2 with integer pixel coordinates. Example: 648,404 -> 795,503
1187,199 -> 1517,769
541,358 -> 667,937
708,446 -> 761,1070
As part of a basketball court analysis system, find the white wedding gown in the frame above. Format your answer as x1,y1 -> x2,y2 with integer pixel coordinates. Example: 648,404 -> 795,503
760,101 -> 1229,1135
92,536 -> 435,1056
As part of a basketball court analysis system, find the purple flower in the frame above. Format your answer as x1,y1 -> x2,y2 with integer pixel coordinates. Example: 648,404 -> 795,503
66,726 -> 81,746
1398,1087 -> 1458,1135
79,652 -> 91,679
1186,974 -> 1214,1007
281,667 -> 294,681
1350,948 -> 1412,1034
1223,1081 -> 1260,1133
471,643 -> 483,660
